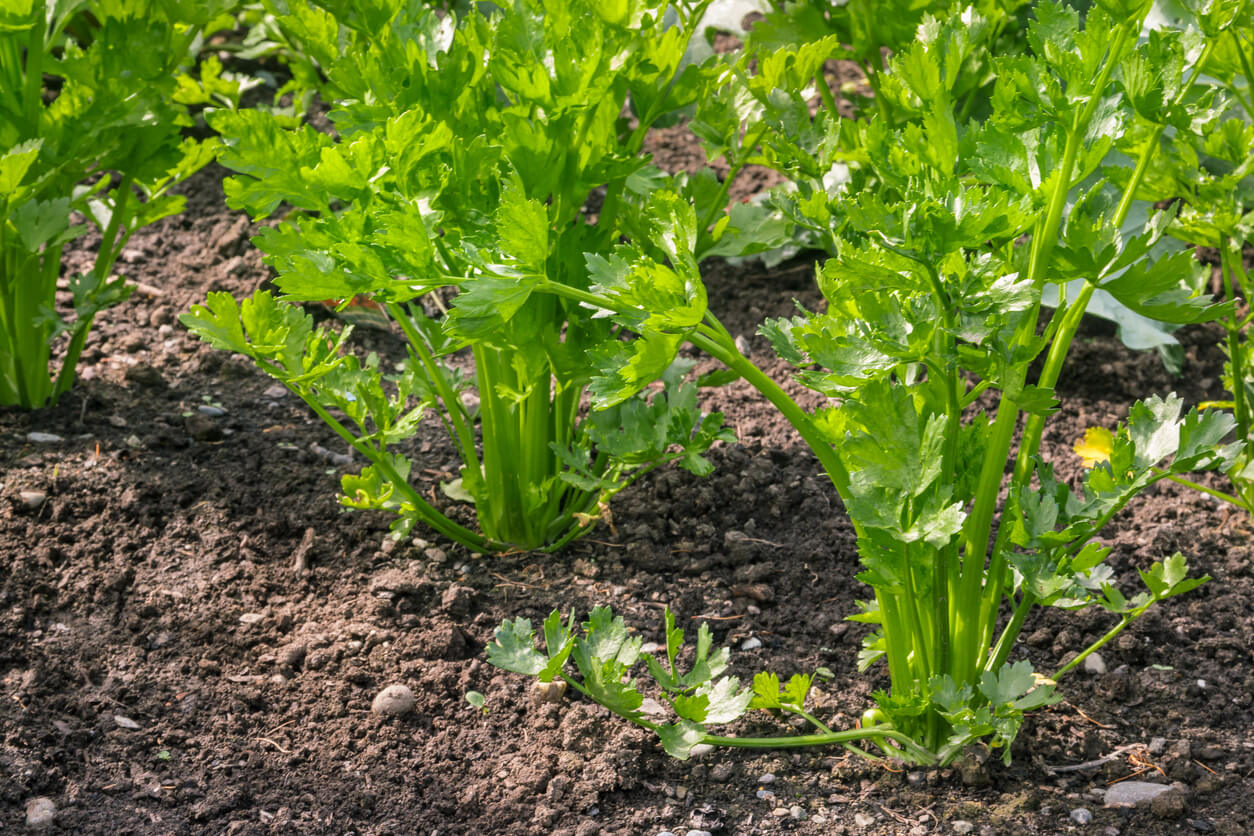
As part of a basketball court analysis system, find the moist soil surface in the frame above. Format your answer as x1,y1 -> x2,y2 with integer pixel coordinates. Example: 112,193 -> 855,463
3,146 -> 1254,836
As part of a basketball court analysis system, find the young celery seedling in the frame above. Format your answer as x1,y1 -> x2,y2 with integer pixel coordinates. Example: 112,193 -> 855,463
486,0 -> 1244,763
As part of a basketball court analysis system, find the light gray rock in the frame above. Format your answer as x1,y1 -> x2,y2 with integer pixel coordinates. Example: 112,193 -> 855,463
1082,652 -> 1107,675
757,772 -> 776,784
1103,781 -> 1172,808
26,432 -> 62,443
371,684 -> 416,716
854,812 -> 875,828
1070,807 -> 1094,824
25,797 -> 56,829
952,822 -> 976,835
19,490 -> 46,510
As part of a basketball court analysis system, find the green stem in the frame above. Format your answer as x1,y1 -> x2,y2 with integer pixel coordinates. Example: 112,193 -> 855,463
388,302 -> 483,485
815,68 -> 840,118
1221,241 -> 1250,441
22,13 -> 44,132
1163,472 -> 1248,509
702,727 -> 937,765
1053,603 -> 1148,680
298,389 -> 501,553
695,124 -> 768,258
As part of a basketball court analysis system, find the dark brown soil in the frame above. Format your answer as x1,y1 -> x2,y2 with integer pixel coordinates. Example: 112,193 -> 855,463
3,148 -> 1253,836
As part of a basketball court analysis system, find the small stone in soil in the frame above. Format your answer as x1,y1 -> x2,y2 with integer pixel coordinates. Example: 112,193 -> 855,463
263,383 -> 288,399
789,805 -> 807,820
854,812 -> 875,828
1083,652 -> 1107,675
19,490 -> 46,510
26,432 -> 62,443
757,772 -> 776,784
740,636 -> 763,650
371,684 -> 416,716
1187,818 -> 1215,832
1070,808 -> 1094,824
687,743 -> 714,758
532,680 -> 566,705
756,790 -> 775,800
198,405 -> 227,417
114,715 -> 141,730
1103,781 -> 1172,808
25,797 -> 56,829
952,822 -> 976,835
709,763 -> 734,782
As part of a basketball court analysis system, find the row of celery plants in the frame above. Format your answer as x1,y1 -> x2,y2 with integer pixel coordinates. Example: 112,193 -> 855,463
486,0 -> 1250,764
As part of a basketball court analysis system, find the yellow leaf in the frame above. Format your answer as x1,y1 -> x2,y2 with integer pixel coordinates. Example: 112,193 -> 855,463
1073,426 -> 1114,468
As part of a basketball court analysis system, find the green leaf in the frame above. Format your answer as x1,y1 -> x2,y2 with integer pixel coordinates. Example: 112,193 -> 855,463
657,720 -> 706,760
486,617 -> 546,676
446,273 -> 543,341
496,170 -> 549,273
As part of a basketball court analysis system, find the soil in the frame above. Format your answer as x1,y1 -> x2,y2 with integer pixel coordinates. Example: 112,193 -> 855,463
4,137 -> 1254,836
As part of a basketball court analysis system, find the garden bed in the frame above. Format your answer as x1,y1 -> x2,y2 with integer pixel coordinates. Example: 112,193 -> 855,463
2,151 -> 1253,836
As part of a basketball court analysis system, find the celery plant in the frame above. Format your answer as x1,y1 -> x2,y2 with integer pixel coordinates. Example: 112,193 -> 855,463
0,0 -> 227,409
487,0 -> 1244,763
183,0 -> 741,553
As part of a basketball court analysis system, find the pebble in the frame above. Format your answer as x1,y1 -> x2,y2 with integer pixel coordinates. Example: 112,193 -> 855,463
685,831 -> 712,836
264,383 -> 288,399
952,822 -> 975,835
740,636 -> 763,651
26,432 -> 62,443
688,743 -> 714,758
709,763 -> 735,782
757,772 -> 776,784
772,807 -> 790,817
854,812 -> 875,828
1103,780 -> 1172,808
1187,818 -> 1215,832
197,405 -> 227,417
113,715 -> 141,730
238,613 -> 265,625
19,490 -> 46,510
1071,808 -> 1093,824
25,797 -> 56,829
789,805 -> 807,820
1148,737 -> 1167,755
371,684 -> 416,716
1083,652 -> 1107,675
756,790 -> 775,800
